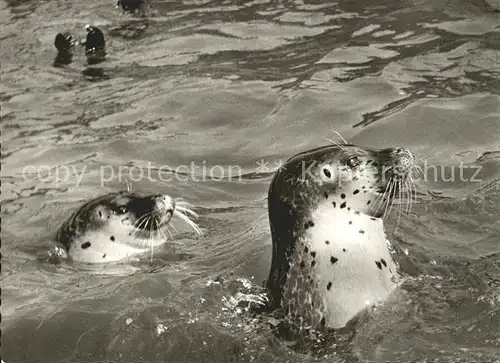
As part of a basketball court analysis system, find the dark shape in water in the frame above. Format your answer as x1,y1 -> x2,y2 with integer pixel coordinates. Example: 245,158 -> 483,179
116,0 -> 149,16
84,24 -> 106,65
82,67 -> 110,82
53,32 -> 75,67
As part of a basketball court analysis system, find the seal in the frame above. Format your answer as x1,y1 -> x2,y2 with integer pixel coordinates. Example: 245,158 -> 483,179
56,191 -> 202,263
53,32 -> 75,66
265,144 -> 415,330
116,0 -> 149,16
82,24 -> 106,65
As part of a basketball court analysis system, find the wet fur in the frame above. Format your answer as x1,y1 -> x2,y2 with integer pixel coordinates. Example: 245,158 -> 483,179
266,144 -> 413,329
56,191 -> 200,263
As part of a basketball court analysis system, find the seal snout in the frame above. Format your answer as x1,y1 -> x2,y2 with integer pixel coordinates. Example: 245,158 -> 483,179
152,194 -> 175,220
391,147 -> 414,177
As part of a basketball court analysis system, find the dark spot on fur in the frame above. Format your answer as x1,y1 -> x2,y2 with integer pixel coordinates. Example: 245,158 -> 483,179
347,207 -> 351,211
327,282 -> 332,290
359,229 -> 365,234
371,217 -> 376,221
349,221 -> 352,225
353,189 -> 360,195
304,220 -> 314,229
81,242 -> 91,249
300,261 -> 305,269
311,260 -> 316,267
102,254 -> 106,258
340,202 -> 347,208
362,186 -> 366,189
325,240 -> 330,245
324,192 -> 328,199
375,261 -> 382,270
372,162 -> 378,167
304,246 -> 309,253
354,211 -> 360,215
381,258 -> 387,267
110,236 -> 115,241
98,211 -> 103,217
330,256 -> 338,264
332,201 -> 336,208
323,169 -> 331,178
364,190 -> 368,193
389,269 -> 393,273
343,248 -> 347,252
310,251 -> 316,258
367,200 -> 371,205
320,317 -> 326,326
340,193 -> 346,199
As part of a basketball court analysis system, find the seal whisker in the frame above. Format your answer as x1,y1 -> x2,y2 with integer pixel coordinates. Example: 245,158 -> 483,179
168,219 -> 179,234
175,205 -> 199,219
402,179 -> 411,216
382,179 -> 397,220
132,214 -> 151,237
408,175 -> 417,215
165,225 -> 174,241
149,216 -> 156,262
413,164 -> 424,179
156,220 -> 169,243
322,136 -> 345,150
173,209 -> 202,236
331,130 -> 348,145
373,178 -> 392,217
125,178 -> 133,193
395,180 -> 403,232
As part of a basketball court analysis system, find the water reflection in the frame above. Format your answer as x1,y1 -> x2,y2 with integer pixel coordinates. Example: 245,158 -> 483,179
82,67 -> 110,81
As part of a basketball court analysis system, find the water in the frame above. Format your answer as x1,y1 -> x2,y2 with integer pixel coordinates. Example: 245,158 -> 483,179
1,0 -> 499,362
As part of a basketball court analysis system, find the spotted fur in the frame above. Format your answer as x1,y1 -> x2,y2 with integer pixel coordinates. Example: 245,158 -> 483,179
266,144 -> 414,329
56,191 -> 201,263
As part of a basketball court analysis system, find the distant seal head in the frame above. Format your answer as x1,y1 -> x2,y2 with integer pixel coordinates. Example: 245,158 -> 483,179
265,144 -> 415,329
56,191 -> 202,263
483,0 -> 500,11
116,0 -> 149,16
83,24 -> 106,65
53,32 -> 75,66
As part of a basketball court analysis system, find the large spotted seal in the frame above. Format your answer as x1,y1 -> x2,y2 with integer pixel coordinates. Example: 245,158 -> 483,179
56,191 -> 201,263
265,144 -> 415,330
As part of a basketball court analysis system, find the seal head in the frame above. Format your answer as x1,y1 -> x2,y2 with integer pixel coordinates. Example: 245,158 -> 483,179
266,144 -> 415,329
53,32 -> 75,66
83,24 -> 106,65
116,0 -> 149,16
56,191 -> 201,263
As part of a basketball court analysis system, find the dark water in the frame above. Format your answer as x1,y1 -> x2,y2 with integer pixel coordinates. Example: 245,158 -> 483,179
1,0 -> 500,362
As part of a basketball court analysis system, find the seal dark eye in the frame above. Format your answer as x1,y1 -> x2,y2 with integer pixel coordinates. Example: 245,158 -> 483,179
347,156 -> 360,168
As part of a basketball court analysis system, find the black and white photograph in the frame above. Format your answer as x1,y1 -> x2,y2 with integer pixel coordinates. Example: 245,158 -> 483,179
1,0 -> 499,362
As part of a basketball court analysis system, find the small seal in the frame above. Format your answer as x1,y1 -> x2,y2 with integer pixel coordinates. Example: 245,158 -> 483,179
265,144 -> 415,329
116,0 -> 149,16
56,191 -> 202,263
484,0 -> 500,11
53,32 -> 75,66
82,24 -> 106,65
